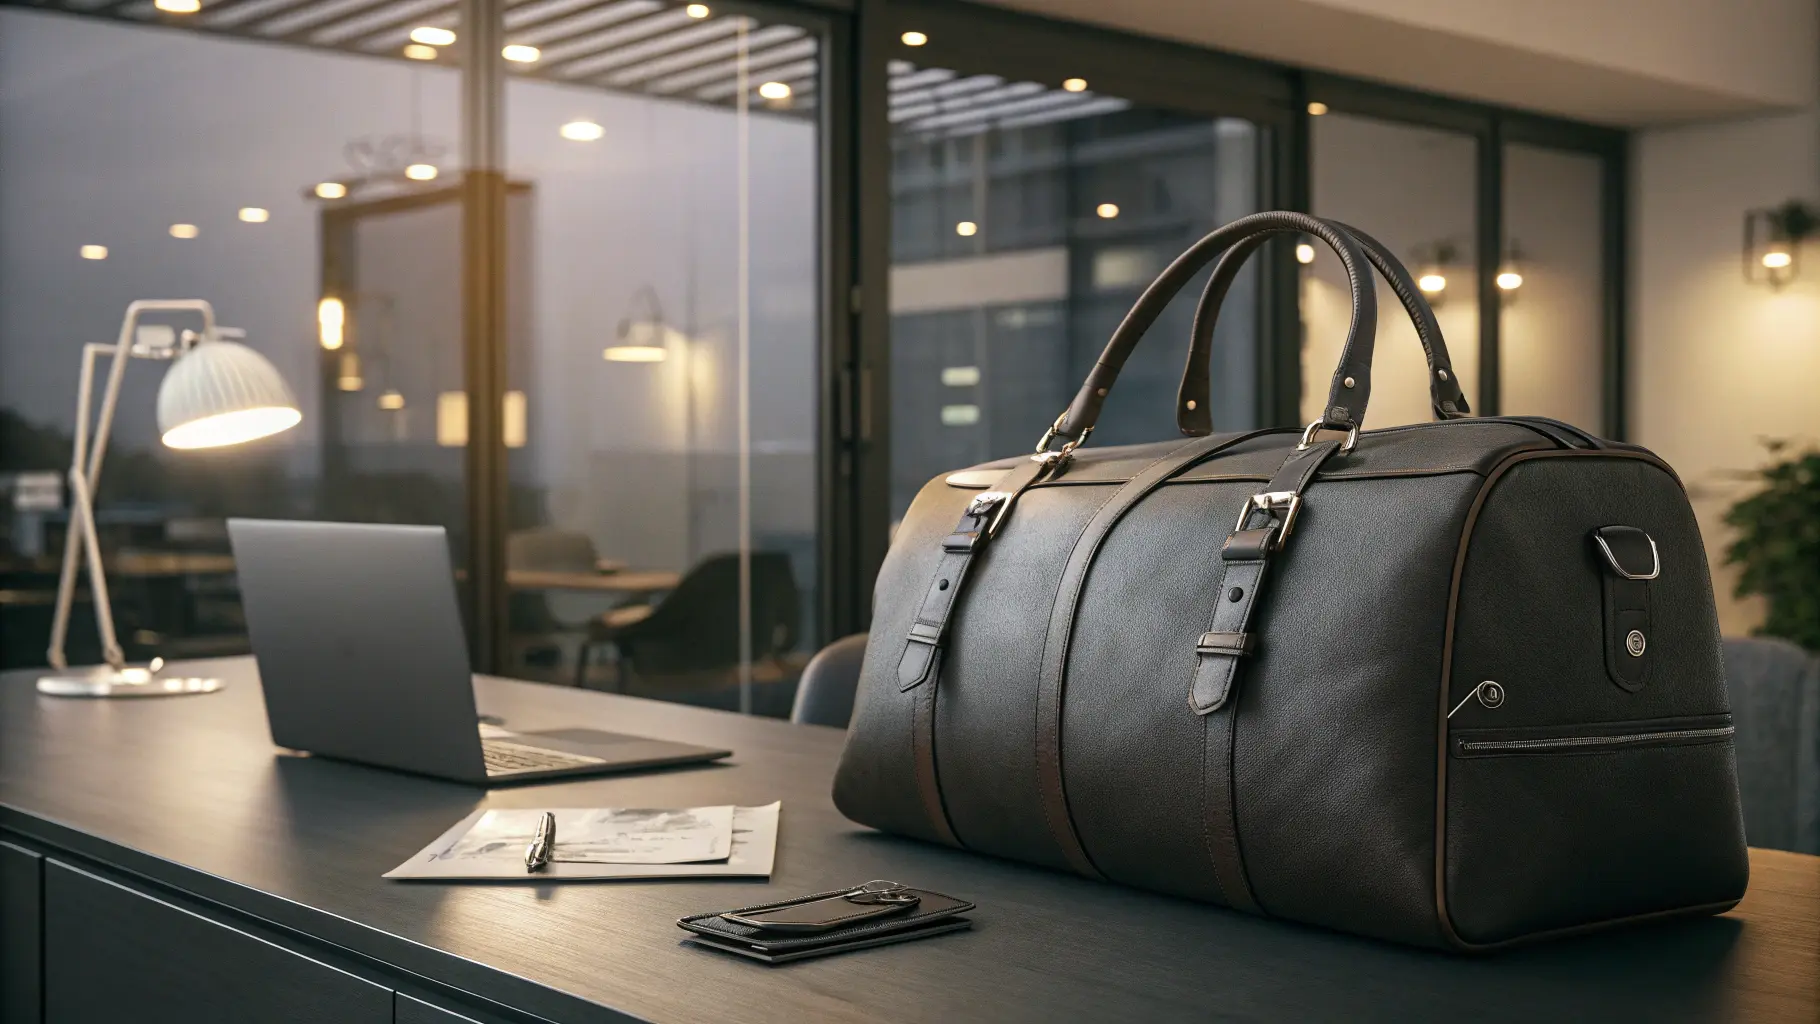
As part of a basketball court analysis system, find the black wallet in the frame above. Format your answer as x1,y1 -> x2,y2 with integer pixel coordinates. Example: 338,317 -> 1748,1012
679,884 -> 974,963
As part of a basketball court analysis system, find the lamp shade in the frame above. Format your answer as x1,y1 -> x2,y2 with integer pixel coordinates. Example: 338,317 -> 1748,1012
157,339 -> 301,449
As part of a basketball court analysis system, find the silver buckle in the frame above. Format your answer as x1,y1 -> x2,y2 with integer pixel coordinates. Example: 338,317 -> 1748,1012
967,490 -> 1016,538
1296,419 -> 1359,453
1235,491 -> 1303,549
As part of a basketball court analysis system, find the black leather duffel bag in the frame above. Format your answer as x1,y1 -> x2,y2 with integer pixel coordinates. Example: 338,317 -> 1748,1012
833,211 -> 1749,950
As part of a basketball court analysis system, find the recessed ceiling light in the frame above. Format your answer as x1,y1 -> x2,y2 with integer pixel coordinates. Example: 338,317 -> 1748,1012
1061,78 -> 1087,92
757,81 -> 791,100
955,221 -> 978,237
1307,101 -> 1329,116
685,4 -> 710,17
238,207 -> 269,223
80,244 -> 108,260
154,0 -> 200,12
409,26 -> 455,46
403,43 -> 438,60
169,223 -> 199,239
901,30 -> 927,46
404,163 -> 438,181
315,182 -> 348,199
1095,203 -> 1119,219
502,44 -> 540,63
560,120 -> 605,141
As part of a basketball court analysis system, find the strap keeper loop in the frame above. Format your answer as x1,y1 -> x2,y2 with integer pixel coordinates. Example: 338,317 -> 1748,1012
1196,631 -> 1254,657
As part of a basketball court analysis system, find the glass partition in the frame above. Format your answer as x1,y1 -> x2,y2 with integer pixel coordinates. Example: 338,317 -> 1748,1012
501,6 -> 823,715
1308,112 -> 1479,428
888,61 -> 1263,518
1500,143 -> 1604,430
0,6 -> 464,669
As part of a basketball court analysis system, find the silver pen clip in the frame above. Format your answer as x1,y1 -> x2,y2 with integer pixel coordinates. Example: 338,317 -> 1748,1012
525,811 -> 556,873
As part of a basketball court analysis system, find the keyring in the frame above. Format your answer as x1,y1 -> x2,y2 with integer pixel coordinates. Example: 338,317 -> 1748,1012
844,879 -> 919,905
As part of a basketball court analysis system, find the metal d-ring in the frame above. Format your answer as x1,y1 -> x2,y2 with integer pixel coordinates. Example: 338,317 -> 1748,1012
1296,419 -> 1359,454
1033,412 -> 1092,464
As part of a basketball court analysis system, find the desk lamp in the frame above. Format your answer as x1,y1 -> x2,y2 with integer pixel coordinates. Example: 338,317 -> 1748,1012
38,300 -> 301,697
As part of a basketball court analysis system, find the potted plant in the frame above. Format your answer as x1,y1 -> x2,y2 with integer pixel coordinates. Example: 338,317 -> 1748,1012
1724,440 -> 1820,651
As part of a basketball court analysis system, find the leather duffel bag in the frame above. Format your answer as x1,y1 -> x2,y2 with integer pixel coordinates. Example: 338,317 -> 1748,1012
833,211 -> 1749,950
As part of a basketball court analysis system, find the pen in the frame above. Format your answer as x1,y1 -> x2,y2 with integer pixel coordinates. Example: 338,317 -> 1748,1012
525,811 -> 555,874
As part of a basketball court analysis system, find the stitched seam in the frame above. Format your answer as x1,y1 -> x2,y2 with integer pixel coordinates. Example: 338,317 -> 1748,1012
1200,711 -> 1232,906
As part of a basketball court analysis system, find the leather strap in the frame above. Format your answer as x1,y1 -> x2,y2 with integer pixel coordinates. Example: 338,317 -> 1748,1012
1032,429 -> 1283,878
1191,439 -> 1343,914
1191,440 -> 1342,713
1594,525 -> 1657,693
1178,220 -> 1468,437
899,455 -> 1054,847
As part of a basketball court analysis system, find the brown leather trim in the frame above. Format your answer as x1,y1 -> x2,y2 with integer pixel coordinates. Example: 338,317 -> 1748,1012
1033,430 -> 1277,879
1432,448 -> 1687,951
910,667 -> 960,847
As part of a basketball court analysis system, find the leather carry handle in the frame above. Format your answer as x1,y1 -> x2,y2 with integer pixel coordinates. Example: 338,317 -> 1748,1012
1176,219 -> 1471,436
1052,212 -> 1377,446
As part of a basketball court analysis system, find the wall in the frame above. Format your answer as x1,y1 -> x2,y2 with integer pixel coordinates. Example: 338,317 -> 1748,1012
1632,106 -> 1820,637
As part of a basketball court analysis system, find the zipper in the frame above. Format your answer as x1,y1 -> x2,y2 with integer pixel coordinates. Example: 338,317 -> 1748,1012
1459,725 -> 1733,756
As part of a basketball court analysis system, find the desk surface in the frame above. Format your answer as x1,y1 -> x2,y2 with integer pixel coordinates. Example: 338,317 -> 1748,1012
506,569 -> 681,593
1,657 -> 1815,1023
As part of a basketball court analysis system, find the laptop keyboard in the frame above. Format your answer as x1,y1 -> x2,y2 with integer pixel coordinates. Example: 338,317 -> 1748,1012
482,738 -> 609,775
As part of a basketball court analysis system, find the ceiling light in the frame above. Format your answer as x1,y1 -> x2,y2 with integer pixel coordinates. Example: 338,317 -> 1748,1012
758,81 -> 791,100
337,352 -> 363,392
404,163 -> 438,181
317,297 -> 345,351
1307,101 -> 1329,116
80,245 -> 108,260
955,220 -> 978,237
238,207 -> 269,223
1496,270 -> 1525,290
409,26 -> 455,46
901,30 -> 927,46
1095,203 -> 1119,219
403,43 -> 438,60
502,44 -> 540,63
1418,273 -> 1447,294
1761,249 -> 1793,269
1295,243 -> 1316,265
169,223 -> 199,239
604,345 -> 667,362
154,0 -> 200,12
315,181 -> 348,199
378,389 -> 405,410
1061,78 -> 1087,92
560,120 -> 604,141
686,4 -> 710,17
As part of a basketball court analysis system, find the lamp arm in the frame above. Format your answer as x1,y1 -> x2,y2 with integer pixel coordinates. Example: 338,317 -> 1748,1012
45,300 -> 217,672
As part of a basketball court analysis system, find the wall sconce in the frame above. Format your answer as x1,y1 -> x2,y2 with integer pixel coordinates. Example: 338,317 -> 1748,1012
1411,241 -> 1458,307
1495,243 -> 1524,302
1744,200 -> 1817,290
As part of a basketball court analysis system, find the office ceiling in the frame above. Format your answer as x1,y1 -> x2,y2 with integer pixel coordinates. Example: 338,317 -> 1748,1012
12,0 -> 1133,134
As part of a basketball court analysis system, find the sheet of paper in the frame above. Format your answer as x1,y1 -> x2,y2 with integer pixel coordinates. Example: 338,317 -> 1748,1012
385,803 -> 781,881
439,806 -> 733,865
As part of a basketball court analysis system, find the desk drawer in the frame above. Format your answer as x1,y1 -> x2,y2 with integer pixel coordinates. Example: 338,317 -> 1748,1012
44,860 -> 392,1024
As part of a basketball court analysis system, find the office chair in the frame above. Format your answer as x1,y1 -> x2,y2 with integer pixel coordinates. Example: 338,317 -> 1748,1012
506,528 -> 605,676
577,551 -> 800,692
1722,636 -> 1820,854
790,632 -> 867,728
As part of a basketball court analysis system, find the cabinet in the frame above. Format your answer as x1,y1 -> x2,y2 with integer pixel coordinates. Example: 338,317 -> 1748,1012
43,860 -> 392,1023
0,841 -> 42,1023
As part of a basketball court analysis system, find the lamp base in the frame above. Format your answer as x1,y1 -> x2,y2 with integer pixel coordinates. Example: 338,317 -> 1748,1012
37,665 -> 224,698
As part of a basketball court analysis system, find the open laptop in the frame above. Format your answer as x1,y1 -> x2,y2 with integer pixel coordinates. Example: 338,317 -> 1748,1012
227,518 -> 730,785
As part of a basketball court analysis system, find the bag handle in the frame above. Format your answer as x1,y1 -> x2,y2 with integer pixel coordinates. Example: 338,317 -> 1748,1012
1176,219 -> 1471,436
1048,212 -> 1376,454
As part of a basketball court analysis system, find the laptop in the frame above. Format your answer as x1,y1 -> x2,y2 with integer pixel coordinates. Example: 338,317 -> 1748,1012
227,518 -> 730,785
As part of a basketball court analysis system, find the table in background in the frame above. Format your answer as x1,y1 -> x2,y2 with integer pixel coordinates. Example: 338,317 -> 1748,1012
0,657 -> 1814,1023
505,569 -> 681,594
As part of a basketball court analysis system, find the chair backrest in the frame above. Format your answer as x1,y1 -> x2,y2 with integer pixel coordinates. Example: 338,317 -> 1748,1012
626,551 -> 800,676
791,632 -> 867,728
1722,636 -> 1820,855
506,528 -> 599,572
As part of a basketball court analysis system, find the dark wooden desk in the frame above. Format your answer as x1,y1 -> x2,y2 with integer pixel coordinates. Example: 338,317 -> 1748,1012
0,657 -> 1815,1023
